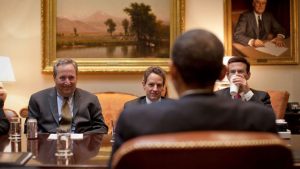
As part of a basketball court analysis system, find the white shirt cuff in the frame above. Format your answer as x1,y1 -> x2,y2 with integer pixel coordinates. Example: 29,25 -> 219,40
248,39 -> 254,46
277,34 -> 285,39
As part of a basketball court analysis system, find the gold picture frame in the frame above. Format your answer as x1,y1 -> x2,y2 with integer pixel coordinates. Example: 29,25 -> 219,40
41,0 -> 185,72
224,0 -> 299,65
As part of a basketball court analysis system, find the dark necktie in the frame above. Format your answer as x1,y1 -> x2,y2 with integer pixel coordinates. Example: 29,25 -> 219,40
258,16 -> 265,39
59,97 -> 72,132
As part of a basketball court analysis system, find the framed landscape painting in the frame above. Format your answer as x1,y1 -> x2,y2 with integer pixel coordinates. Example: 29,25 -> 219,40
224,0 -> 298,65
41,0 -> 185,72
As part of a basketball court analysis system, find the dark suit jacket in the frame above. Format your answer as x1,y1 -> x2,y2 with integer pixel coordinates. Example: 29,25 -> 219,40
215,87 -> 272,109
28,87 -> 108,134
233,11 -> 286,46
124,96 -> 173,109
111,93 -> 276,158
0,99 -> 9,135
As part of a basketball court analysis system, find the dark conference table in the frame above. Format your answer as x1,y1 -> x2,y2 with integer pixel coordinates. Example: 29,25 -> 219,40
0,133 -> 300,168
0,133 -> 112,168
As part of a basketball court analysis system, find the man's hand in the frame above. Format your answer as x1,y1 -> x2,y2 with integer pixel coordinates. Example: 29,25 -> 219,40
253,39 -> 265,47
231,74 -> 250,93
271,37 -> 285,47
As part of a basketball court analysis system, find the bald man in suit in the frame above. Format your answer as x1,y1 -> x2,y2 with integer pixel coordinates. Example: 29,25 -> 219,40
233,0 -> 286,47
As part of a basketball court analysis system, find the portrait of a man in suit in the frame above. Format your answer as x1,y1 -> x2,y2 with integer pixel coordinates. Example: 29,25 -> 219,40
233,0 -> 286,47
226,0 -> 298,64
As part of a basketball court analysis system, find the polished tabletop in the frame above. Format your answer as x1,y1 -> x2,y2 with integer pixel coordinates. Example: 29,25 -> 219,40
290,135 -> 300,168
0,133 -> 112,168
0,133 -> 300,168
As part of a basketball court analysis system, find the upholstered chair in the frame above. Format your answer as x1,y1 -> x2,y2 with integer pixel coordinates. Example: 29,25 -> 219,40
267,90 -> 290,119
95,92 -> 137,133
112,131 -> 293,169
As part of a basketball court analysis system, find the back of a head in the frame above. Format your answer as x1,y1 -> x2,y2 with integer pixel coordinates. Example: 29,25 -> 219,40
171,29 -> 224,87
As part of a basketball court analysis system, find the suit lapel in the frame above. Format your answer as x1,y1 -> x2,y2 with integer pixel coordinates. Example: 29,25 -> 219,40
140,97 -> 147,104
73,89 -> 80,118
49,88 -> 59,125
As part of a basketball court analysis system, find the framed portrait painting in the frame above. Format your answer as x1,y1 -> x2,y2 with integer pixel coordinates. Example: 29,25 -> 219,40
224,0 -> 299,65
41,0 -> 185,72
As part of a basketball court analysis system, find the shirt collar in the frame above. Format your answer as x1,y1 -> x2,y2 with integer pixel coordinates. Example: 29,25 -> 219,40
146,97 -> 162,104
57,92 -> 74,102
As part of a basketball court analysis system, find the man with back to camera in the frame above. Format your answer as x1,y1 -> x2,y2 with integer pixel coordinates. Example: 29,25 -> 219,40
110,29 -> 276,163
233,0 -> 286,47
27,58 -> 108,133
215,56 -> 272,109
124,66 -> 172,108
0,83 -> 9,134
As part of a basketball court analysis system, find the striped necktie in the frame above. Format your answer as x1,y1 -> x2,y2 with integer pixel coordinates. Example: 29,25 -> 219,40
59,97 -> 72,132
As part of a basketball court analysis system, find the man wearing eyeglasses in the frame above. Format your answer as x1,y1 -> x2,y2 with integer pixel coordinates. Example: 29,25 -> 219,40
215,56 -> 272,108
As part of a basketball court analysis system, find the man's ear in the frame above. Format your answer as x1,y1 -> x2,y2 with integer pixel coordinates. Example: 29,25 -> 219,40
169,61 -> 177,81
218,65 -> 227,80
245,72 -> 251,80
142,79 -> 146,87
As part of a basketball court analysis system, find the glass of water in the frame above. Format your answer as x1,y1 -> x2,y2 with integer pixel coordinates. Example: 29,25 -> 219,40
55,129 -> 73,157
9,117 -> 21,141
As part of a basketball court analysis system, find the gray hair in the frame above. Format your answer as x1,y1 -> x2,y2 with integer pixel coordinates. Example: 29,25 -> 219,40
53,58 -> 78,78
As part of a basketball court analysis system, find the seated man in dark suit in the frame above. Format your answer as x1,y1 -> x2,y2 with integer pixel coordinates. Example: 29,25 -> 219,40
110,29 -> 276,162
215,56 -> 272,109
124,66 -> 172,108
233,0 -> 286,47
27,58 -> 108,133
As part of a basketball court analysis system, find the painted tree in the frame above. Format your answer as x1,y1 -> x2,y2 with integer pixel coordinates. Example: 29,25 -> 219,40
124,3 -> 156,45
104,18 -> 116,36
122,19 -> 129,36
73,27 -> 78,36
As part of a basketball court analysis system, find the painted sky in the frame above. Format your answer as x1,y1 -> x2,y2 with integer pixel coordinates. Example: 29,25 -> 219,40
57,0 -> 170,21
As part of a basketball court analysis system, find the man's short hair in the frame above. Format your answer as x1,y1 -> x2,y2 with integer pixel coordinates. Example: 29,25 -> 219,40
171,29 -> 224,87
227,56 -> 251,73
53,58 -> 78,78
143,66 -> 166,85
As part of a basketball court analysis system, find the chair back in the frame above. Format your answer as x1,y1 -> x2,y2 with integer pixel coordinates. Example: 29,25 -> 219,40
267,90 -> 290,119
95,92 -> 137,133
112,131 -> 293,169
3,108 -> 19,122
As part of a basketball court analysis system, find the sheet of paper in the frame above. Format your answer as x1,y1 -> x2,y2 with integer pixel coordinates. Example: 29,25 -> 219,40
47,133 -> 83,140
255,41 -> 288,56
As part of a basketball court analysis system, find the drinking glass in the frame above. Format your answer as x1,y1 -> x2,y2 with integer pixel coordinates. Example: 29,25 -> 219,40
55,130 -> 73,157
9,117 -> 21,140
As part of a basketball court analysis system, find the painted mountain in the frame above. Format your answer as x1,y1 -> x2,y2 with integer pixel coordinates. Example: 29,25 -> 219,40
57,11 -> 126,35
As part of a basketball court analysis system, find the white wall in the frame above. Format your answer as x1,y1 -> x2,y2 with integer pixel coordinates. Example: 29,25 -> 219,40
0,0 -> 300,113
